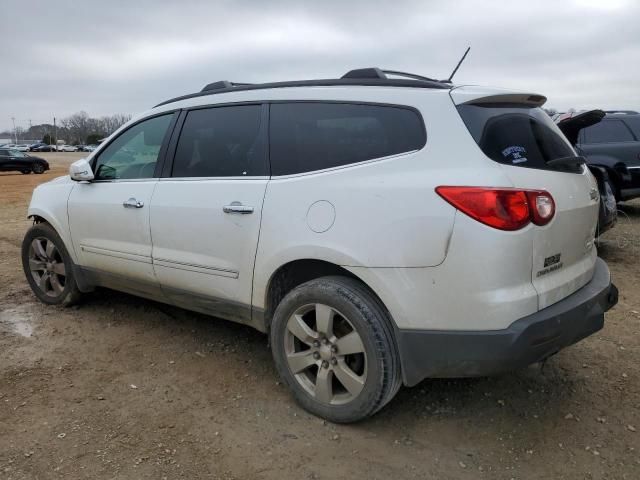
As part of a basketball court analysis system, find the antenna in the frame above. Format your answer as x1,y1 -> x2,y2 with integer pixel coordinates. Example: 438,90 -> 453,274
446,46 -> 471,83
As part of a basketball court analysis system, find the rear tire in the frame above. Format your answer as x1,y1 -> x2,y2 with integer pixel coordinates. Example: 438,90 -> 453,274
270,276 -> 401,423
22,223 -> 82,306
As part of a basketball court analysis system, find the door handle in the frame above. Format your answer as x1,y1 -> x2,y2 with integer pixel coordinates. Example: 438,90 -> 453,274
123,197 -> 144,209
223,201 -> 254,214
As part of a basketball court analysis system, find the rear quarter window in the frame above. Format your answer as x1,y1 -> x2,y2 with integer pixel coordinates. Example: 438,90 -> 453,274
269,102 -> 425,176
621,117 -> 640,140
457,104 -> 579,173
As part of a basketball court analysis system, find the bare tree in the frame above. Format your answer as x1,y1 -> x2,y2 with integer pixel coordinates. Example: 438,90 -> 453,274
60,111 -> 91,144
98,113 -> 131,135
15,126 -> 25,143
59,112 -> 132,144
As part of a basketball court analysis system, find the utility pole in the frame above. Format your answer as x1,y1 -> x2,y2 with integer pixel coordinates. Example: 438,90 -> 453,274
54,116 -> 57,150
11,116 -> 17,144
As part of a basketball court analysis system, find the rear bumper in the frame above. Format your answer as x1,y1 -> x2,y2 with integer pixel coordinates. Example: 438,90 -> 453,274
397,257 -> 618,386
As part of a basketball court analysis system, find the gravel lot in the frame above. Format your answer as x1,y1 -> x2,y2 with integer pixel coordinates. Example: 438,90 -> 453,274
1,152 -> 639,479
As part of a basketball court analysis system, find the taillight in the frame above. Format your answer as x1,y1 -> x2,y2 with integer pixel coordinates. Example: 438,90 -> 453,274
435,186 -> 555,231
526,190 -> 555,226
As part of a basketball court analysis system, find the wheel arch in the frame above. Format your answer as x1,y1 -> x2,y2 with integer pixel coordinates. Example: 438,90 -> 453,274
27,209 -> 79,264
260,258 -> 394,335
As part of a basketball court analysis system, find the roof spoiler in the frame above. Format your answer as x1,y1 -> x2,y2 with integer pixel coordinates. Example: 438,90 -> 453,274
450,87 -> 547,107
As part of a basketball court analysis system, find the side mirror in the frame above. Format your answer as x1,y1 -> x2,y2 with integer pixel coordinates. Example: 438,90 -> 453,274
69,158 -> 94,182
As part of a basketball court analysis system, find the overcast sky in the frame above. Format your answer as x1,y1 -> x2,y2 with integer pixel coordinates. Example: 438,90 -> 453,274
1,0 -> 639,133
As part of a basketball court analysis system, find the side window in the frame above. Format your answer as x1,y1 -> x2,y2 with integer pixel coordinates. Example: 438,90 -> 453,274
171,105 -> 266,177
93,114 -> 173,180
623,118 -> 640,139
583,120 -> 634,144
269,103 -> 426,176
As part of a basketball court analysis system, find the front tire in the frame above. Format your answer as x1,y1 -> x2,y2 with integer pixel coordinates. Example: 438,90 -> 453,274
22,223 -> 82,306
270,276 -> 401,423
32,163 -> 45,174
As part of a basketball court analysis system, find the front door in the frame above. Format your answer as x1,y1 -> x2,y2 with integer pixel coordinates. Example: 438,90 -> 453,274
68,113 -> 175,294
150,104 -> 268,326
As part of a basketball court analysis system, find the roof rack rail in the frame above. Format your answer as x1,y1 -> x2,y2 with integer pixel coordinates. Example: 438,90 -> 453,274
341,68 -> 386,79
341,68 -> 439,83
382,70 -> 440,83
201,80 -> 253,92
603,110 -> 638,115
155,70 -> 451,108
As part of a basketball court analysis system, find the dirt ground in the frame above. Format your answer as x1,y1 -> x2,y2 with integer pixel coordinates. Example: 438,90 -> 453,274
1,153 -> 638,479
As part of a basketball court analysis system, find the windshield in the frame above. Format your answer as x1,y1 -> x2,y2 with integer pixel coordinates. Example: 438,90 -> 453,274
9,149 -> 27,157
457,104 -> 581,173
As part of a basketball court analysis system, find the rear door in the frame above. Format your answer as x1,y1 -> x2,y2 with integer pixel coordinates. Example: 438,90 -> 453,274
452,90 -> 599,309
149,104 -> 268,326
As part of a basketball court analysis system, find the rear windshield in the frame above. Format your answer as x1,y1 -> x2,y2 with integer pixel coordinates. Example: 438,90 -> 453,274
457,104 -> 580,173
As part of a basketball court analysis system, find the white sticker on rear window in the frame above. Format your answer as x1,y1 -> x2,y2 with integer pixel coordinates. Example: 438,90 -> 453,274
502,146 -> 528,164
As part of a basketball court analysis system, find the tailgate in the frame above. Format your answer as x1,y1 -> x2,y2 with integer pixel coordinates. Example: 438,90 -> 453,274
452,87 -> 600,310
502,165 -> 599,308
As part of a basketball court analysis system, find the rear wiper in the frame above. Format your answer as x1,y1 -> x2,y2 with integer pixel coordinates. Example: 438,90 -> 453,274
546,156 -> 586,170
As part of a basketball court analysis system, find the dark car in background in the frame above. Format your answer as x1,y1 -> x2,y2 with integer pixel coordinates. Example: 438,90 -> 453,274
555,110 -> 618,235
29,143 -> 49,151
572,111 -> 640,202
0,148 -> 49,174
35,144 -> 58,152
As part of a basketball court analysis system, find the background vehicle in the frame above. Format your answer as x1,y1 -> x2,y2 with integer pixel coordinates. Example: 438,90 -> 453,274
32,144 -> 57,152
29,143 -> 47,151
554,110 -> 618,235
561,111 -> 640,202
57,144 -> 78,152
14,144 -> 30,152
22,69 -> 617,422
83,144 -> 98,152
0,148 -> 49,174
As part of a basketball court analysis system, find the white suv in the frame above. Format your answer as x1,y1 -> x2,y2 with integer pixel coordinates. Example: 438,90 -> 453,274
22,68 -> 618,422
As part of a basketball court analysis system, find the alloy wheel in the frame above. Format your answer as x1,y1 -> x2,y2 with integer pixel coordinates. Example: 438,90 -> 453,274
28,237 -> 66,297
284,303 -> 367,405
